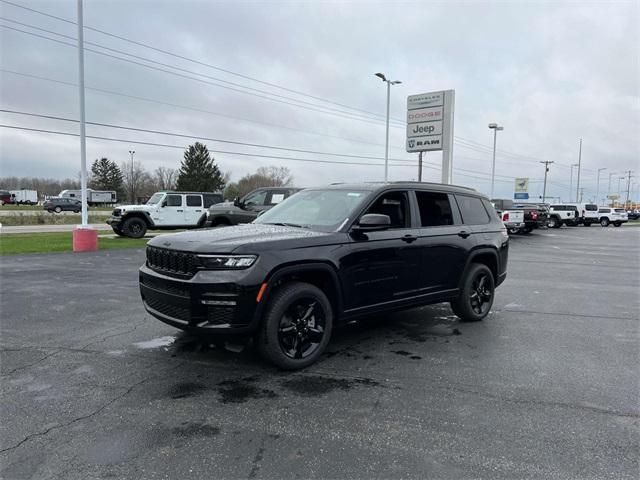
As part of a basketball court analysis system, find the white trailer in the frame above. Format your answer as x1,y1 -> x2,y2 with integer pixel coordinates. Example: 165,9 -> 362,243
10,189 -> 38,205
59,189 -> 117,205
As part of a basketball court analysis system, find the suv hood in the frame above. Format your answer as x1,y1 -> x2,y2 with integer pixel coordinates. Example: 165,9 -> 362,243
117,204 -> 155,212
147,223 -> 341,253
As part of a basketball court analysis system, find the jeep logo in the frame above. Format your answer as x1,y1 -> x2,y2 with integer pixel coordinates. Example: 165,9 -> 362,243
411,124 -> 436,135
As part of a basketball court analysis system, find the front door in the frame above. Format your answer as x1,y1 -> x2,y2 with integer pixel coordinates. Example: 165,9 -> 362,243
341,190 -> 422,312
160,194 -> 185,225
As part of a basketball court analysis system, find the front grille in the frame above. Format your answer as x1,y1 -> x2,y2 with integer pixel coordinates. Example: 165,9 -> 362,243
145,296 -> 191,321
146,246 -> 198,277
140,274 -> 188,297
112,208 -> 121,216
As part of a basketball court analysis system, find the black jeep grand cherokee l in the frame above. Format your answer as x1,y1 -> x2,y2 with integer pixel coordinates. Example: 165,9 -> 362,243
139,182 -> 509,369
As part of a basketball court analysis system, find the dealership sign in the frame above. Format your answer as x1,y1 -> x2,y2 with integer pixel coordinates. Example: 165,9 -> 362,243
406,90 -> 454,154
514,177 -> 529,200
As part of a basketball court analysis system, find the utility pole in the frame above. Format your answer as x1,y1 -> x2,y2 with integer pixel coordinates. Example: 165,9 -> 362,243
575,138 -> 582,203
77,0 -> 88,227
540,161 -> 554,202
624,170 -> 633,206
595,167 -> 606,206
418,151 -> 423,182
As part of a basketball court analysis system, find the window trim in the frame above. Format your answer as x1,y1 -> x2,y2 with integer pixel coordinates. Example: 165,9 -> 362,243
350,188 -> 414,231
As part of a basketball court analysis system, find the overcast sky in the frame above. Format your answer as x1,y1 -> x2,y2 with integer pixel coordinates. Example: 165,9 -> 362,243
1,0 -> 638,202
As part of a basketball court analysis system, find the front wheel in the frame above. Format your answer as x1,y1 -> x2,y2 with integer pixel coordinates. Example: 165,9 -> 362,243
451,263 -> 495,322
258,282 -> 333,369
54,206 -> 62,213
547,217 -> 559,228
112,226 -> 126,236
121,217 -> 147,238
600,218 -> 610,227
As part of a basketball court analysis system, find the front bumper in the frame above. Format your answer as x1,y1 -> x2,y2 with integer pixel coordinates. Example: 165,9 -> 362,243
106,216 -> 122,226
139,264 -> 264,335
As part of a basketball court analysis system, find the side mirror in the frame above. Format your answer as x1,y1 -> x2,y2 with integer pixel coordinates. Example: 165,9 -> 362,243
233,196 -> 242,207
352,213 -> 391,232
161,200 -> 167,207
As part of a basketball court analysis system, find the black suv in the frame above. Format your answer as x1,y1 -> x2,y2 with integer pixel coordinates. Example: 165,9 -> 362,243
139,182 -> 509,369
206,187 -> 301,227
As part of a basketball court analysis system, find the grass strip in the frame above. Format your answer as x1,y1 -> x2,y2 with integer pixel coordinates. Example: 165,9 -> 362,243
0,232 -> 149,256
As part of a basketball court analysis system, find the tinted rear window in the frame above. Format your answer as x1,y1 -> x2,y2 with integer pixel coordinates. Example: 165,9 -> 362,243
614,209 -> 626,213
455,195 -> 490,225
599,209 -> 611,213
585,204 -> 598,211
415,191 -> 454,226
203,194 -> 223,208
186,195 -> 202,207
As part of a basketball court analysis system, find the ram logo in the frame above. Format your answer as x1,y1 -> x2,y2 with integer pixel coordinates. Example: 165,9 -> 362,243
408,139 -> 415,148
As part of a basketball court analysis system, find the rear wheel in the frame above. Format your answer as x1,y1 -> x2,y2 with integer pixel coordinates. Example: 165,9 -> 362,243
583,222 -> 591,227
547,217 -> 560,228
614,222 -> 622,227
121,217 -> 147,238
54,206 -> 62,213
451,264 -> 495,322
522,226 -> 533,234
600,217 -> 610,227
258,282 -> 333,369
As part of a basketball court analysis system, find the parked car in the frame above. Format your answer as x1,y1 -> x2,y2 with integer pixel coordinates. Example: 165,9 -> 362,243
626,209 -> 639,220
577,203 -> 599,226
43,197 -> 82,213
512,202 -> 549,233
0,190 -> 12,205
107,191 -> 224,238
597,208 -> 628,227
139,182 -> 509,369
491,199 -> 525,233
206,187 -> 301,227
547,204 -> 579,228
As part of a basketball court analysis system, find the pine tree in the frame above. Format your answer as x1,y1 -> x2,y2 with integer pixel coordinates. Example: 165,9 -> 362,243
175,142 -> 225,191
90,157 -> 124,199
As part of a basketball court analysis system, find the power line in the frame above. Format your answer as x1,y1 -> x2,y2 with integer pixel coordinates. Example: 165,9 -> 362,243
0,123 -> 420,168
0,24 -> 393,127
0,0 -> 398,122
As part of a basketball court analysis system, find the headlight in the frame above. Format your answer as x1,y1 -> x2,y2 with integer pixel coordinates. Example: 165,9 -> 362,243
197,254 -> 257,269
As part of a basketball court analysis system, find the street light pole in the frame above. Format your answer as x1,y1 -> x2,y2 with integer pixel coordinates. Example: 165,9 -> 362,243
569,163 -> 579,202
596,167 -> 606,206
488,123 -> 503,199
375,73 -> 401,182
575,138 -> 582,203
129,150 -> 135,203
77,0 -> 88,228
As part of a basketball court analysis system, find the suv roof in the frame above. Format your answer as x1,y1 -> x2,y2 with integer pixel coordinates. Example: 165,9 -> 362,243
158,191 -> 223,195
323,181 -> 478,194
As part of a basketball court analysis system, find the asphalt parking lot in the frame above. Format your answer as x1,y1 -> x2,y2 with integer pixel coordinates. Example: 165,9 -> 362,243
1,226 -> 638,479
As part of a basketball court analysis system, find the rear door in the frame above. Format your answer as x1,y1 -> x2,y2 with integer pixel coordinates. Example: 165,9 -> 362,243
413,190 -> 473,293
342,190 -> 422,312
184,194 -> 205,225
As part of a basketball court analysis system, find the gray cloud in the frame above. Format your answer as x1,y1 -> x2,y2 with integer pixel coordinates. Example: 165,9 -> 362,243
1,0 -> 638,202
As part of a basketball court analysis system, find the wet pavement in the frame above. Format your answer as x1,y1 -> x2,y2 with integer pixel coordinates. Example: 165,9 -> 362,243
1,226 -> 638,479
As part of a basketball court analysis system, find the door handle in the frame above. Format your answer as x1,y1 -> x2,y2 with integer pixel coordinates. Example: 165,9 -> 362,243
177,209 -> 183,212
401,234 -> 417,243
458,230 -> 471,238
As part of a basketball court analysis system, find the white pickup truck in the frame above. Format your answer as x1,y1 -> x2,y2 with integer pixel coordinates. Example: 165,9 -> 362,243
491,199 -> 525,234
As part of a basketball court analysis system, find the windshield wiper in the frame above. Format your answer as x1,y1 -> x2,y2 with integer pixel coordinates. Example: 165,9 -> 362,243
266,222 -> 306,228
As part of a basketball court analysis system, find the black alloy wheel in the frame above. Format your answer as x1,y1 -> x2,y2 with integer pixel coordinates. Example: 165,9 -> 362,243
122,217 -> 147,238
258,281 -> 333,369
451,263 -> 495,322
278,298 -> 326,360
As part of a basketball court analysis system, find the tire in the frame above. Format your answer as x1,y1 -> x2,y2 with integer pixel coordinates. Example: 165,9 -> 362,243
522,226 -> 533,234
451,263 -> 495,322
600,218 -> 610,227
583,222 -> 591,227
121,217 -> 147,238
54,206 -> 62,213
547,217 -> 559,228
112,226 -> 126,237
73,209 -> 80,213
614,222 -> 622,227
257,281 -> 333,370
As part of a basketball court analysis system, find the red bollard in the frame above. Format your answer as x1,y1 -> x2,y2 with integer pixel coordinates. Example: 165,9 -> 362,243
72,226 -> 98,252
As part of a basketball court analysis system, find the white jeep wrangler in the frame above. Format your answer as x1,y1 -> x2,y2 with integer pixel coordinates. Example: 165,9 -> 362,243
107,191 -> 223,238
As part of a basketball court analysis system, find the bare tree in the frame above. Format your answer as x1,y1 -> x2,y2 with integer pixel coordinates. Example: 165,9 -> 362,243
224,166 -> 294,199
153,166 -> 177,191
121,159 -> 151,203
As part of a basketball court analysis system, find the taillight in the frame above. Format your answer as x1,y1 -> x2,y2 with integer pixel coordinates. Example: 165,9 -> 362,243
502,213 -> 509,221
532,211 -> 538,220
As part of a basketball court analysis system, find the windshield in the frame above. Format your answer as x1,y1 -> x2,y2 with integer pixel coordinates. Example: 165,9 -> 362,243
146,193 -> 164,205
254,189 -> 369,232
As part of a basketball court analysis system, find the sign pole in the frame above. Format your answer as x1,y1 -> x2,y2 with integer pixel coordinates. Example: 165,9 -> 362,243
418,151 -> 423,182
441,90 -> 454,184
